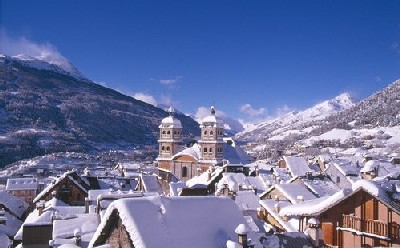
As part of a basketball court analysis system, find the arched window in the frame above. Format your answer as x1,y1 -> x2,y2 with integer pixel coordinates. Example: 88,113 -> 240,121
166,146 -> 170,151
162,146 -> 165,150
162,130 -> 166,134
204,147 -> 208,153
209,148 -> 212,153
204,131 -> 207,135
174,131 -> 177,134
210,131 -> 214,135
167,131 -> 170,134
182,166 -> 188,177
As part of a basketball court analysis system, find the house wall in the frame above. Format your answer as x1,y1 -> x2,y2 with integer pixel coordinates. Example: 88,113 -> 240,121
105,217 -> 133,247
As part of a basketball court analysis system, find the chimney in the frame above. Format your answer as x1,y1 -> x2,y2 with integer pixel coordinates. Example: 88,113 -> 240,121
85,197 -> 90,213
255,165 -> 259,176
74,228 -> 82,246
207,170 -> 212,181
274,203 -> 280,213
297,195 -> 304,203
306,218 -> 322,247
36,202 -> 45,216
305,171 -> 312,180
235,224 -> 249,248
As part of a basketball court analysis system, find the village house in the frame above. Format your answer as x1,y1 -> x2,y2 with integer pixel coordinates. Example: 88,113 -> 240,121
88,195 -> 249,248
6,177 -> 38,207
275,178 -> 400,247
33,170 -> 90,206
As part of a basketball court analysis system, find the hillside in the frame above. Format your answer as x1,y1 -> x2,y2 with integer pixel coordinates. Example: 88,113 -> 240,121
236,93 -> 357,142
0,55 -> 200,167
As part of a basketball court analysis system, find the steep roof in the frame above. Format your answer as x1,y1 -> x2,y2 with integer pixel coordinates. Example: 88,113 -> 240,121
90,195 -> 246,248
283,156 -> 315,178
33,170 -> 90,203
0,190 -> 29,218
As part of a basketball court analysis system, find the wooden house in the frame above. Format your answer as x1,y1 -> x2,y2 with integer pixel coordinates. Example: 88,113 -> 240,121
33,171 -> 90,206
278,179 -> 400,247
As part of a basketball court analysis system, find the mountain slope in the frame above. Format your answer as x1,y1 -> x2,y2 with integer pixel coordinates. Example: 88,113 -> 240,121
236,93 -> 358,142
0,55 -> 200,167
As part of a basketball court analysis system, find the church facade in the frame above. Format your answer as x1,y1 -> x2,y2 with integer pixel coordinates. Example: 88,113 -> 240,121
157,107 -> 252,182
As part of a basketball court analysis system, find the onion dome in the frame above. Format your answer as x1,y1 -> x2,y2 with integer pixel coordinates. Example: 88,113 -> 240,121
201,106 -> 224,128
159,107 -> 182,128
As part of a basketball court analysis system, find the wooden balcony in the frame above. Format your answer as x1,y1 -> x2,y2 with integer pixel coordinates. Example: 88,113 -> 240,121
342,214 -> 400,241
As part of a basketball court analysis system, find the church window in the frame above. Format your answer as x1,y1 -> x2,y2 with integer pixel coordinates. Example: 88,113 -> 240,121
182,166 -> 188,177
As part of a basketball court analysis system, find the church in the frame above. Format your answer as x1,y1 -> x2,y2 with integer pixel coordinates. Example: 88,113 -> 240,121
157,106 -> 252,182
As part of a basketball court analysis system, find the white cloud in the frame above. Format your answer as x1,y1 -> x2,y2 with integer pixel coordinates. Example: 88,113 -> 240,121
0,30 -> 73,71
239,104 -> 266,117
276,105 -> 294,116
160,76 -> 182,86
133,92 -> 158,106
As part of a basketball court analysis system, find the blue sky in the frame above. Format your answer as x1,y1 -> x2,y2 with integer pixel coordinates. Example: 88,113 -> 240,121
1,0 -> 400,123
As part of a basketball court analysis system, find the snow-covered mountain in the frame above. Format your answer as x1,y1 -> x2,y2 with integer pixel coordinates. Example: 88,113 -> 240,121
236,93 -> 358,142
0,54 -> 199,167
12,54 -> 85,80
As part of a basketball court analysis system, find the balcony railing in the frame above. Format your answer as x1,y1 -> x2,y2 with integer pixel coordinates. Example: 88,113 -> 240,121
342,214 -> 400,240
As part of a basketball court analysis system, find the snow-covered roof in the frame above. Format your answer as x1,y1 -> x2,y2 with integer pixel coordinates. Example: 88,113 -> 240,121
6,178 -> 38,191
279,179 -> 400,217
283,156 -> 315,178
172,143 -> 201,161
169,181 -> 186,196
89,195 -> 246,248
235,191 -> 260,211
53,213 -> 98,246
15,198 -> 85,240
0,211 -> 23,237
302,178 -> 341,197
0,191 -> 29,218
360,160 -> 380,173
140,175 -> 162,194
274,183 -> 317,204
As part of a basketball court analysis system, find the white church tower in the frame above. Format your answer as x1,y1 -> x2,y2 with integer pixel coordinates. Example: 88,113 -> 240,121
198,106 -> 224,164
157,107 -> 182,160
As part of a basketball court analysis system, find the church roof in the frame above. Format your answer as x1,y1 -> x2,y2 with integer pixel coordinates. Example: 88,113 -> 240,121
159,116 -> 182,128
